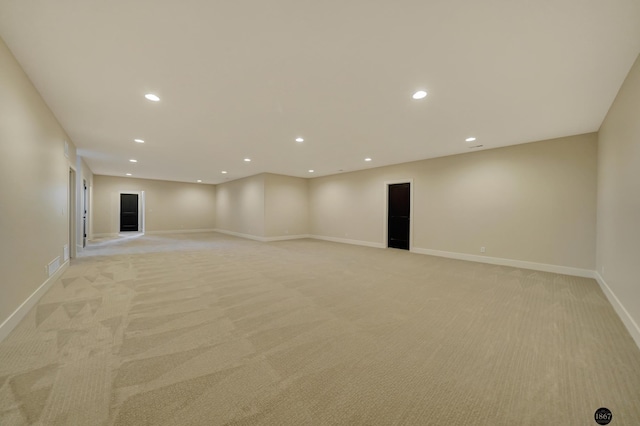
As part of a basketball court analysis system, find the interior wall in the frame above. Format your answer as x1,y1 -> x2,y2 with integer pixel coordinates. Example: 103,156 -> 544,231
310,133 -> 597,270
214,174 -> 265,238
597,54 -> 640,337
0,37 -> 78,328
264,173 -> 309,238
92,175 -> 216,235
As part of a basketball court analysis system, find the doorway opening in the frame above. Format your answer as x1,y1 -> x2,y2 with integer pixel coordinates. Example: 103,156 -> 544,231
385,181 -> 412,250
120,193 -> 140,232
68,168 -> 77,260
82,179 -> 88,247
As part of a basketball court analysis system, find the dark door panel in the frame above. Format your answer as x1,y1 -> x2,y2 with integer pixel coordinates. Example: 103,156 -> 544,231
388,183 -> 410,250
120,194 -> 139,232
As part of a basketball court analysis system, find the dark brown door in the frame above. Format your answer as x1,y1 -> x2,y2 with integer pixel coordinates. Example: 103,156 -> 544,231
120,194 -> 139,232
388,183 -> 410,250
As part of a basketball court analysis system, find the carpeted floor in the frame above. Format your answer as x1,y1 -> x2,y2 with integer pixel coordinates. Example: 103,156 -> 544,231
0,232 -> 639,425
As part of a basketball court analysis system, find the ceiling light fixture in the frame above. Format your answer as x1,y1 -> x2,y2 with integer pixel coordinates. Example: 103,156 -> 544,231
134,139 -> 145,143
197,179 -> 202,183
244,158 -> 251,162
296,137 -> 304,143
412,90 -> 427,100
308,169 -> 314,173
364,158 -> 372,162
144,93 -> 160,102
126,173 -> 132,176
465,137 -> 476,142
221,171 -> 228,174
129,159 -> 137,163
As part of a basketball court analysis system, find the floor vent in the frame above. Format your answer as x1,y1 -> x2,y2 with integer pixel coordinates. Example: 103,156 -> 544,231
48,257 -> 61,277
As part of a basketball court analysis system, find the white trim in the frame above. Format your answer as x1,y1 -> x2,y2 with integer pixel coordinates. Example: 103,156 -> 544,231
215,229 -> 382,247
68,168 -> 77,259
0,261 -> 69,342
214,229 -> 267,242
383,179 -> 414,250
309,234 -> 385,249
410,247 -> 594,278
594,272 -> 640,350
213,229 -> 310,242
146,228 -> 216,235
263,234 -> 311,242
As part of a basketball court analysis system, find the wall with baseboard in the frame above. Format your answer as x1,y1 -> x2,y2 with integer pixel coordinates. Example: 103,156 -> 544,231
309,133 -> 598,271
216,173 -> 310,240
92,175 -> 216,235
596,54 -> 640,348
215,174 -> 265,238
0,37 -> 77,334
264,173 -> 309,238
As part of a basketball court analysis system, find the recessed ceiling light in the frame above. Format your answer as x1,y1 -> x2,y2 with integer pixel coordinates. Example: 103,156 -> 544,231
308,169 -> 314,173
126,173 -> 132,176
144,93 -> 160,102
364,158 -> 372,162
134,139 -> 145,143
197,179 -> 202,183
412,90 -> 427,100
129,159 -> 137,163
221,171 -> 228,174
244,158 -> 251,162
296,137 -> 304,143
465,137 -> 476,142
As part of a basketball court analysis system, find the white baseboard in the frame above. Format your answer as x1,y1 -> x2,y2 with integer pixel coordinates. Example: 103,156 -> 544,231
214,229 -> 310,242
215,230 -> 378,245
0,261 -> 69,342
146,228 -> 216,235
410,247 -> 594,278
264,234 -> 310,242
308,235 -> 385,249
593,272 -> 640,350
214,229 -> 267,242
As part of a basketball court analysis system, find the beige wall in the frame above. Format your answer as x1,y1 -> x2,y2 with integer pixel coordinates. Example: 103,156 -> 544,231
215,173 -> 309,239
0,37 -> 78,328
310,133 -> 597,270
92,175 -> 216,235
264,173 -> 309,238
215,174 -> 265,238
597,54 -> 640,333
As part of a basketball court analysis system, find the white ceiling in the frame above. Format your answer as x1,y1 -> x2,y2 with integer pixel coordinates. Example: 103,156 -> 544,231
1,1 -> 639,184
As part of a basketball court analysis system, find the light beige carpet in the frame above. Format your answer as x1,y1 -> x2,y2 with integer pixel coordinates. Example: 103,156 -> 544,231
0,232 -> 639,425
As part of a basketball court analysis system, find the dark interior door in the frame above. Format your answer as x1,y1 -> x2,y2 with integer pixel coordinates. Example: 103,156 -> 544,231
388,183 -> 410,250
120,194 -> 139,232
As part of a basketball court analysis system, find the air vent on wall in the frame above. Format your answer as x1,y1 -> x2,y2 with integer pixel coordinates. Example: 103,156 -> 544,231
47,257 -> 61,277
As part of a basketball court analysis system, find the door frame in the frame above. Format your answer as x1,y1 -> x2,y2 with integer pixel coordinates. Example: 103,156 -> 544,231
82,179 -> 88,247
68,167 -> 77,259
118,190 -> 145,234
383,179 -> 414,250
